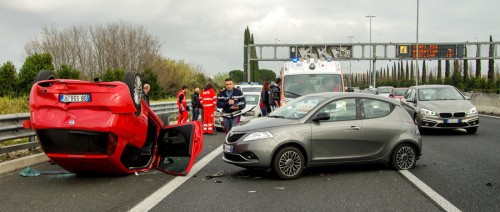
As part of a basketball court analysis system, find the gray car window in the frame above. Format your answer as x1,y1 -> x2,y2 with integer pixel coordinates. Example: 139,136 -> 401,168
362,99 -> 392,119
318,98 -> 356,121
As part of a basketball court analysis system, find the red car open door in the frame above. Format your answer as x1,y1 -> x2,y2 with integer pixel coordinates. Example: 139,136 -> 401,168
156,121 -> 203,175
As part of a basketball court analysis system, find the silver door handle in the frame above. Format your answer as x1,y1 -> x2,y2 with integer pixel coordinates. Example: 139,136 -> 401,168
348,126 -> 360,131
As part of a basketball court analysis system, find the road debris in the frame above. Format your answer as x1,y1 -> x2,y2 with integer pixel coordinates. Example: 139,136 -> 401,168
19,167 -> 40,177
205,171 -> 224,179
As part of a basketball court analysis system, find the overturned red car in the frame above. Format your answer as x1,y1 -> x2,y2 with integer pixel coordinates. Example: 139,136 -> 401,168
24,70 -> 203,175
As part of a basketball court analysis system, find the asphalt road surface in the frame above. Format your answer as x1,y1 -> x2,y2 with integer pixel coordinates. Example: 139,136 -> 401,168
0,115 -> 498,211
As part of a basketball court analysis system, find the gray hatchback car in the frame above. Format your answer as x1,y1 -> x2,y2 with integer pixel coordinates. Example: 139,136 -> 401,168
222,93 -> 422,180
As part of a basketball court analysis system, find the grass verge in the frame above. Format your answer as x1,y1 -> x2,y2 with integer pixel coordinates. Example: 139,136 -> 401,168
0,96 -> 29,115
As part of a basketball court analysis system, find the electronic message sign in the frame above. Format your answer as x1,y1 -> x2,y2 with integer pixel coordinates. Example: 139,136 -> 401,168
397,44 -> 464,58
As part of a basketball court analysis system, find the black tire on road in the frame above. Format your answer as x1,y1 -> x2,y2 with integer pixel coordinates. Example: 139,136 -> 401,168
123,72 -> 142,117
466,127 -> 478,134
391,143 -> 417,170
272,146 -> 304,180
35,70 -> 57,82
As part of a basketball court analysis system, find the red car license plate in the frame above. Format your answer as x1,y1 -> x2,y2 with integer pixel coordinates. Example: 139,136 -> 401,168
60,94 -> 91,103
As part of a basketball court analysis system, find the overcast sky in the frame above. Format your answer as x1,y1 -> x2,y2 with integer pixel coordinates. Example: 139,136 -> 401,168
1,0 -> 499,76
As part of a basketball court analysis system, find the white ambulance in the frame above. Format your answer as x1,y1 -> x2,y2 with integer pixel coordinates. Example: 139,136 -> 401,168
280,58 -> 345,106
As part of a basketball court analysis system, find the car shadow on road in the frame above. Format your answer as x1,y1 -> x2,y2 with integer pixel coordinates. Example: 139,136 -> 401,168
224,163 -> 396,181
420,128 -> 469,136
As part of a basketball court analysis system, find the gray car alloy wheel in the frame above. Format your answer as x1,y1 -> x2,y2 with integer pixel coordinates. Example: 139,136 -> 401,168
279,151 -> 301,176
393,144 -> 416,170
273,146 -> 304,180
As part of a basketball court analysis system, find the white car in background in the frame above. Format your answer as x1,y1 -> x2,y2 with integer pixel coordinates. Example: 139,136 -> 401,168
377,86 -> 395,98
214,91 -> 262,132
235,84 -> 263,93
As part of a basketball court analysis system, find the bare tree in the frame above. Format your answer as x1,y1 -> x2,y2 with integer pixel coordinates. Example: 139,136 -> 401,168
25,22 -> 162,79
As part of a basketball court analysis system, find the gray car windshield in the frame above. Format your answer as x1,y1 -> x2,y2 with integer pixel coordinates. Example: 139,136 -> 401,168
283,74 -> 342,98
269,96 -> 326,119
418,87 -> 465,101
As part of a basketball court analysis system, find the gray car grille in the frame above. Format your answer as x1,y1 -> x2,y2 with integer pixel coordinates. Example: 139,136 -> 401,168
439,112 -> 465,118
227,133 -> 246,143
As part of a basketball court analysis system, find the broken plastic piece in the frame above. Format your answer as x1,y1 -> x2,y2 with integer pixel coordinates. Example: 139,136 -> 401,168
205,171 -> 224,179
19,167 -> 41,177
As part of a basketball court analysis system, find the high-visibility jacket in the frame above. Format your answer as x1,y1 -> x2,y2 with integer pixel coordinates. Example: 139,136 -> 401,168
177,90 -> 187,110
199,88 -> 217,108
200,88 -> 217,133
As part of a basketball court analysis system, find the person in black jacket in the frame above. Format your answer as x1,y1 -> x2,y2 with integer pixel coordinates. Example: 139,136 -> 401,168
191,86 -> 202,121
269,78 -> 281,111
216,78 -> 246,134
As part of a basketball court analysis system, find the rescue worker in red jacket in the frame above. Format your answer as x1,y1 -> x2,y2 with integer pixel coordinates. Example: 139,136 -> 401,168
177,85 -> 189,124
199,82 -> 217,134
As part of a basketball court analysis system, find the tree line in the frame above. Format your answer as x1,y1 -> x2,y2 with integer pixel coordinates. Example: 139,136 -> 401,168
0,23 -> 273,99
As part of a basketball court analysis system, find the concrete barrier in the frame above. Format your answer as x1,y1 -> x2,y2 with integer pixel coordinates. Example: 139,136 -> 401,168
0,153 -> 49,175
470,93 -> 500,115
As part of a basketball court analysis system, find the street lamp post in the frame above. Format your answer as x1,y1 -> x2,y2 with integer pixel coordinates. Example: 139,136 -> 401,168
366,15 -> 376,88
348,35 -> 354,87
415,0 -> 419,86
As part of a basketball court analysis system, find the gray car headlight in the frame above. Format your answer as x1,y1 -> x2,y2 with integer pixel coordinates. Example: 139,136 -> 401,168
243,131 -> 274,141
466,107 -> 478,115
420,108 -> 437,117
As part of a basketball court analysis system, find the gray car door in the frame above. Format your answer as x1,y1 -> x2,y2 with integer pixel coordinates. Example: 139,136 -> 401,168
360,98 -> 404,160
310,98 -> 364,162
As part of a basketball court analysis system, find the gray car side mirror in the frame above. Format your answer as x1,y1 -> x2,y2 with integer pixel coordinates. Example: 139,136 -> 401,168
312,112 -> 330,122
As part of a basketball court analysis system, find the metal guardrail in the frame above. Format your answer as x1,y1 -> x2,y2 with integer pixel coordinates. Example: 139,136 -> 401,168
0,101 -> 188,154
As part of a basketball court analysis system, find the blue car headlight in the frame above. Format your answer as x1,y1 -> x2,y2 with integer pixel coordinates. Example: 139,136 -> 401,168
243,131 -> 274,141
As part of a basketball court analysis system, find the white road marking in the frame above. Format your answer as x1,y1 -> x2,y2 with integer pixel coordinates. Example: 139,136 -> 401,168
399,170 -> 461,212
479,114 -> 500,119
129,145 -> 222,212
